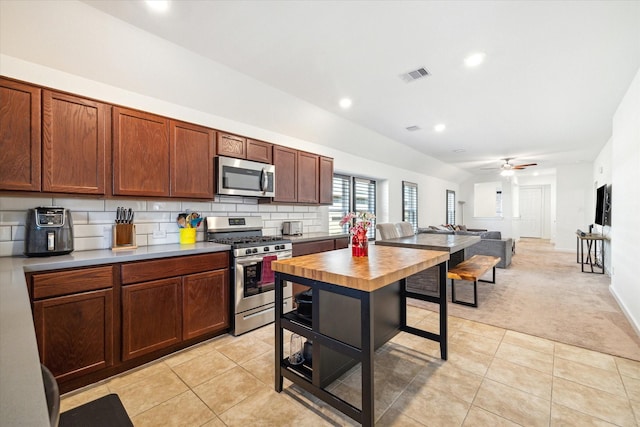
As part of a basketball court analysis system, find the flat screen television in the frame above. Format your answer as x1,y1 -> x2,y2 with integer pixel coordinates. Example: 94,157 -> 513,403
595,184 -> 611,226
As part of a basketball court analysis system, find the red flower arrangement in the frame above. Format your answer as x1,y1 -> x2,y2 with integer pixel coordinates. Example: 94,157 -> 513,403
339,211 -> 375,257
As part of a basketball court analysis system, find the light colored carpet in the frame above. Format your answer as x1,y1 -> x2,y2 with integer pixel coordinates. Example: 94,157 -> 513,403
408,238 -> 640,361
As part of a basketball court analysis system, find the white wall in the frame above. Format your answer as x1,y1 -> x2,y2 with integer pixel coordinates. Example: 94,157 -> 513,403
610,67 -> 640,334
554,163 -> 593,251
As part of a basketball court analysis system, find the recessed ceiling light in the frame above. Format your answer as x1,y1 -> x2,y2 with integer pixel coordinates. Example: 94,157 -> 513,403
145,0 -> 170,13
339,98 -> 352,109
452,149 -> 465,153
406,125 -> 420,132
464,52 -> 486,67
434,123 -> 446,132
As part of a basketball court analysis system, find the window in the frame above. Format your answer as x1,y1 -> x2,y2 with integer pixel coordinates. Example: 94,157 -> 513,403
446,190 -> 456,225
402,181 -> 418,232
328,174 -> 350,235
328,174 -> 377,239
496,190 -> 503,216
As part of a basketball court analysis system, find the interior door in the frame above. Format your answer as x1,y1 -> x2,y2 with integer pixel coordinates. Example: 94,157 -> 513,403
520,186 -> 543,237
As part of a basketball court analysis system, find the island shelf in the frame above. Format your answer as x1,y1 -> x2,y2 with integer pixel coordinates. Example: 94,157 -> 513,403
273,245 -> 449,426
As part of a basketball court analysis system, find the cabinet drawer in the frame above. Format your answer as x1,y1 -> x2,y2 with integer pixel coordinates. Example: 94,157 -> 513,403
292,240 -> 335,257
121,252 -> 229,285
32,266 -> 114,299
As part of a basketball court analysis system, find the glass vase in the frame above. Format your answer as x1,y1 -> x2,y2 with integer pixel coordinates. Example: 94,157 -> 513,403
351,230 -> 369,257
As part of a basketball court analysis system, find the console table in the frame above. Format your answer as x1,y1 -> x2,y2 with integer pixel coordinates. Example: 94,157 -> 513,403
272,245 -> 449,426
576,232 -> 607,274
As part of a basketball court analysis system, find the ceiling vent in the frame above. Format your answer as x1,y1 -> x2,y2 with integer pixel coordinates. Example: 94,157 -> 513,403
401,67 -> 430,83
406,125 -> 421,132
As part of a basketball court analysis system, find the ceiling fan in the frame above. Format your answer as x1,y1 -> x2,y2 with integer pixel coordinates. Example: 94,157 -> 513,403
481,158 -> 538,173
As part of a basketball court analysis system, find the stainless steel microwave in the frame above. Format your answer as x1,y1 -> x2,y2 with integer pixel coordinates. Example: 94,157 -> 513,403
216,156 -> 275,197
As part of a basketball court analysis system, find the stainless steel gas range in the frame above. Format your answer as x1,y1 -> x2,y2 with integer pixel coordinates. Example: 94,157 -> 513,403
206,216 -> 293,335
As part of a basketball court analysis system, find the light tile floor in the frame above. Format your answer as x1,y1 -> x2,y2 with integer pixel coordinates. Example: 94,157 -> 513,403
60,306 -> 640,426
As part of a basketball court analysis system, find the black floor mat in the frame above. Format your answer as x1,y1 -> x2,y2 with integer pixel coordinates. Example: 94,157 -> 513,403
59,393 -> 133,427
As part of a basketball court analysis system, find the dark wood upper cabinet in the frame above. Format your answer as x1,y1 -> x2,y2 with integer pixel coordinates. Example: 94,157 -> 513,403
170,120 -> 215,199
113,107 -> 170,197
297,151 -> 319,204
216,132 -> 246,159
42,91 -> 110,194
0,78 -> 41,191
273,145 -> 298,203
319,156 -> 334,205
246,139 -> 273,164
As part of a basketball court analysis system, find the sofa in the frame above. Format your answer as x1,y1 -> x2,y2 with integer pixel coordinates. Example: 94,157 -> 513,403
418,227 -> 513,268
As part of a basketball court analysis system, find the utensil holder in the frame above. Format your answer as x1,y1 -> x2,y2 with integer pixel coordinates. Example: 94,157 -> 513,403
179,228 -> 196,244
112,224 -> 137,251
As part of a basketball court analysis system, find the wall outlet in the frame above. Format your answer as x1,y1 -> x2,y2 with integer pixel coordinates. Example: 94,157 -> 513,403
152,229 -> 166,239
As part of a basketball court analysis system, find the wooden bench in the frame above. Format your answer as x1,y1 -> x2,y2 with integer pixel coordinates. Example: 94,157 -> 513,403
447,255 -> 501,307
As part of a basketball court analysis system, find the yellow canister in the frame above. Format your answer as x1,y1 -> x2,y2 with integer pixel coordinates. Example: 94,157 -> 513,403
179,228 -> 196,244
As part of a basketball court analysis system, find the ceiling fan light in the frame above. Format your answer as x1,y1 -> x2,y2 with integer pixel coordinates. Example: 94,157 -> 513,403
500,169 -> 514,177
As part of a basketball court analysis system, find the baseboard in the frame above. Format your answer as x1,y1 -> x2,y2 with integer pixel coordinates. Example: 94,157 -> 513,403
610,285 -> 640,339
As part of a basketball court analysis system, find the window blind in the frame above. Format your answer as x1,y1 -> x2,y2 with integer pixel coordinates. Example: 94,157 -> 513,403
446,190 -> 456,225
402,181 -> 418,231
353,178 -> 377,239
328,174 -> 351,234
327,174 -> 377,238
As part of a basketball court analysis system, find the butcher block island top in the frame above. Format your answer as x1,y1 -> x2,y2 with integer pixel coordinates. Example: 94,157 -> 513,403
271,245 -> 449,292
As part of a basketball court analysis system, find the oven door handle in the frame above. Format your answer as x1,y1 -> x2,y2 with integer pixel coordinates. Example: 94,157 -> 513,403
238,261 -> 258,267
235,253 -> 292,265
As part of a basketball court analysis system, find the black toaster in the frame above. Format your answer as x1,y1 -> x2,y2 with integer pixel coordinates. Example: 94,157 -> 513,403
24,207 -> 74,257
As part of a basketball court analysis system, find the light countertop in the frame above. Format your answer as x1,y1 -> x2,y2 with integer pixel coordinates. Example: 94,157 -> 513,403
0,242 -> 230,426
375,233 -> 480,253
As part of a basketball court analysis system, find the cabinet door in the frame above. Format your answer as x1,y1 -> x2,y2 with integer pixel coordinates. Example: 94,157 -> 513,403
170,120 -> 215,198
42,91 -> 110,194
216,132 -> 246,159
297,151 -> 319,204
319,156 -> 334,205
121,278 -> 182,361
273,145 -> 297,203
183,269 -> 229,340
335,237 -> 350,250
33,289 -> 114,383
113,107 -> 170,196
0,78 -> 41,191
246,139 -> 273,163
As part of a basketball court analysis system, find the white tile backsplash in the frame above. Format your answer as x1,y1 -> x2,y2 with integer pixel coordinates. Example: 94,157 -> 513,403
0,226 -> 11,241
0,196 -> 54,211
0,196 -> 324,254
52,198 -> 106,211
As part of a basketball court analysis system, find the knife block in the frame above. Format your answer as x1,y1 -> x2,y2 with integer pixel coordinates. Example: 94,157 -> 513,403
112,224 -> 137,250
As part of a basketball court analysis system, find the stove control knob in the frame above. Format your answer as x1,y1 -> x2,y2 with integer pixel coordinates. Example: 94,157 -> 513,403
245,249 -> 252,255
264,247 -> 269,252
252,248 -> 258,254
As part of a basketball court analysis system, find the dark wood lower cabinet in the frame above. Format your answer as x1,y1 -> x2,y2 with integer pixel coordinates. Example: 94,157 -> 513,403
121,278 -> 182,361
28,252 -> 231,393
33,289 -> 114,383
183,270 -> 229,340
